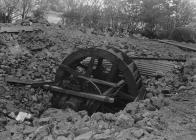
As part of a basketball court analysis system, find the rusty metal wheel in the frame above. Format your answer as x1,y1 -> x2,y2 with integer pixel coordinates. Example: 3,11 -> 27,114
52,46 -> 145,114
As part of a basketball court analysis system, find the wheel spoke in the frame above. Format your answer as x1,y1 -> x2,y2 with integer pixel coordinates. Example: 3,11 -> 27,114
78,63 -> 88,69
93,58 -> 103,79
59,64 -> 82,77
78,76 -> 118,87
107,63 -> 118,82
97,58 -> 103,69
86,57 -> 95,76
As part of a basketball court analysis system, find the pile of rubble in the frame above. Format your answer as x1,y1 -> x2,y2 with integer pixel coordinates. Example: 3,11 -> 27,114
0,24 -> 196,140
1,86 -> 195,140
0,96 -> 170,140
1,57 -> 196,140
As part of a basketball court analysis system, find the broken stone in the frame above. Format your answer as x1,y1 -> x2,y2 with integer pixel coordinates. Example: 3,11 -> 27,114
140,135 -> 164,140
23,126 -> 37,134
0,85 -> 6,95
142,111 -> 151,118
56,136 -> 68,140
118,113 -> 130,120
150,97 -> 165,110
0,117 -> 7,131
12,133 -> 24,140
6,119 -> 17,127
143,99 -> 157,111
115,114 -> 134,128
125,102 -> 139,114
192,75 -> 196,82
190,57 -> 196,67
29,125 -> 50,140
144,126 -> 154,133
91,112 -> 103,121
78,110 -> 88,118
74,127 -> 91,137
98,120 -> 109,129
103,113 -> 117,121
131,129 -> 145,139
178,86 -> 186,91
53,123 -> 70,136
38,117 -> 51,126
93,133 -> 112,140
0,131 -> 11,140
15,112 -> 32,122
133,113 -> 144,123
146,93 -> 153,98
74,131 -> 93,140
9,44 -> 23,56
103,129 -> 112,135
42,135 -> 54,140
117,128 -> 137,140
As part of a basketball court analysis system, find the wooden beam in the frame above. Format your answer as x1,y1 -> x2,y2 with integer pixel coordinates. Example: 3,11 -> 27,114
6,77 -> 54,87
43,85 -> 114,103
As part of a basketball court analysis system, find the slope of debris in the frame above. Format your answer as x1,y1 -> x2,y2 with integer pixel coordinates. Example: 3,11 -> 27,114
0,24 -> 196,140
1,84 -> 196,140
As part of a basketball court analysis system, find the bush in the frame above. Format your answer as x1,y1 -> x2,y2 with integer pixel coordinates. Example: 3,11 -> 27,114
169,27 -> 196,43
32,8 -> 45,19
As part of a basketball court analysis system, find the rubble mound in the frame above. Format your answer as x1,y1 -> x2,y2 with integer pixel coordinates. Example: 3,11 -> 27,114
0,24 -> 196,140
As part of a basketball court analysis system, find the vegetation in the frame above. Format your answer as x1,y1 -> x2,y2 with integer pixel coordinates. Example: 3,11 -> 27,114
57,0 -> 196,38
0,0 -> 195,38
0,0 -> 47,22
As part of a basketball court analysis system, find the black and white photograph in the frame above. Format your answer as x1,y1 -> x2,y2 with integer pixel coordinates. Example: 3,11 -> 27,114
0,0 -> 196,139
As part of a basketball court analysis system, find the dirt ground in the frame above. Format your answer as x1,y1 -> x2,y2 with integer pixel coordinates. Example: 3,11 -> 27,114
0,24 -> 196,140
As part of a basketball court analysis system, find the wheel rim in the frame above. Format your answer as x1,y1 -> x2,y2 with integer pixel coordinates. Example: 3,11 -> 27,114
54,46 -> 144,113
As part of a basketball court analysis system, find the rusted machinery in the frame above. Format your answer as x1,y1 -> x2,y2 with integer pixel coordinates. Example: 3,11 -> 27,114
6,46 -> 185,114
51,46 -> 146,113
0,24 -> 187,114
5,46 -> 144,113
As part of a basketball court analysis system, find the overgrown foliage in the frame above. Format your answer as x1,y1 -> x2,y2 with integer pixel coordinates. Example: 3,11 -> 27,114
58,0 -> 196,38
0,0 -> 195,38
0,0 -> 47,22
32,8 -> 45,19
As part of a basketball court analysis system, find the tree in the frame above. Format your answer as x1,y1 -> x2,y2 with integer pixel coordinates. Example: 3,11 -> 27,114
140,0 -> 196,38
31,0 -> 48,19
174,0 -> 196,27
0,0 -> 19,23
20,0 -> 33,19
32,7 -> 45,19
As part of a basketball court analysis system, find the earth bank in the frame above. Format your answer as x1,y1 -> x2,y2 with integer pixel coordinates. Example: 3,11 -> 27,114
0,24 -> 196,140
